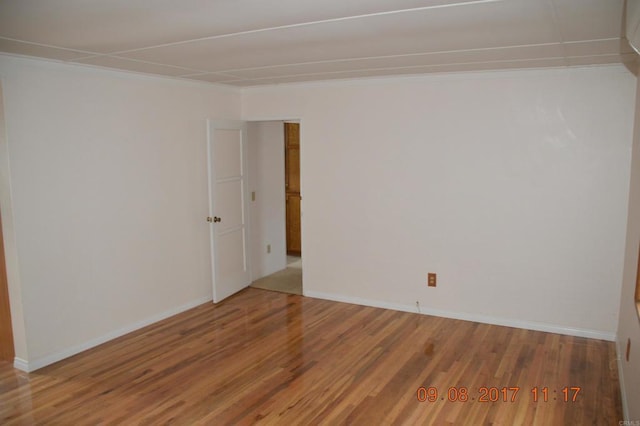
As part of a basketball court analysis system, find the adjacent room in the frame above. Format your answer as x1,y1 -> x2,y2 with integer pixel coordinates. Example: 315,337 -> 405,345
248,121 -> 304,296
0,0 -> 639,423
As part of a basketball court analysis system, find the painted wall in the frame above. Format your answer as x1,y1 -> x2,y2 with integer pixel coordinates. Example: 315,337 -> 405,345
247,121 -> 287,280
0,51 -> 636,386
0,54 -> 240,370
243,66 -> 636,340
617,64 -> 640,420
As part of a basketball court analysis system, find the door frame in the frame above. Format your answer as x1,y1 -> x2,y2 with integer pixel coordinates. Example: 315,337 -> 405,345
0,80 -> 14,361
206,119 -> 252,303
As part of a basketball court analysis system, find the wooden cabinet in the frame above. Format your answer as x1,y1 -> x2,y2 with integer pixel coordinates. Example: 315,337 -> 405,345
286,193 -> 301,255
285,123 -> 301,256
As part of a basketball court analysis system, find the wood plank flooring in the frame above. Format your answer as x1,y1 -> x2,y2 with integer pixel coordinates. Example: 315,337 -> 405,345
0,288 -> 622,425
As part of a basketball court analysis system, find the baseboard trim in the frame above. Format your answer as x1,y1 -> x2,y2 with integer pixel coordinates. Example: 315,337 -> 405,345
14,296 -> 212,373
13,357 -> 29,372
304,290 -> 616,341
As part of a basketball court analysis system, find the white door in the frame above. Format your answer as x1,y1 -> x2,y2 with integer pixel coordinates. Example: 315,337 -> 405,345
207,120 -> 251,303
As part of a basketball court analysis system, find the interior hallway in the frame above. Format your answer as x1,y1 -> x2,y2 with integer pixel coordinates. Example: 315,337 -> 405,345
250,256 -> 302,295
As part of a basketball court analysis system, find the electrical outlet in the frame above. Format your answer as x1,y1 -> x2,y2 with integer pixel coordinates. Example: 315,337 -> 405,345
428,273 -> 437,287
267,244 -> 271,254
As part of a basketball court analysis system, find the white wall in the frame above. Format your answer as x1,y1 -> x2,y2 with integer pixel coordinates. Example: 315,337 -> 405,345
1,52 -> 635,379
0,54 -> 240,369
243,66 -> 636,339
247,121 -> 287,281
617,64 -> 640,420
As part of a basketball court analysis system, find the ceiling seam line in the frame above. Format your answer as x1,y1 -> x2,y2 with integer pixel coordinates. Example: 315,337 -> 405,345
0,36 -> 97,56
194,38 -> 621,75
69,54 -> 208,74
106,0 -> 504,55
216,55 -> 602,83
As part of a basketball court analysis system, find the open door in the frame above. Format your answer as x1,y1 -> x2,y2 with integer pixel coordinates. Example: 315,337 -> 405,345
207,120 -> 251,303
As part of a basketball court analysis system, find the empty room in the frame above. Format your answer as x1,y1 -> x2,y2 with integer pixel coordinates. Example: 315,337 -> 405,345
1,0 -> 640,424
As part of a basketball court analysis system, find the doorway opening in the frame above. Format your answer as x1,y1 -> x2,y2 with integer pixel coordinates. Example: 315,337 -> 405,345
247,120 -> 302,295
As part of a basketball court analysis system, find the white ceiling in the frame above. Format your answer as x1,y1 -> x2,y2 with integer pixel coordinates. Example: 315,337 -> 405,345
0,0 -> 635,87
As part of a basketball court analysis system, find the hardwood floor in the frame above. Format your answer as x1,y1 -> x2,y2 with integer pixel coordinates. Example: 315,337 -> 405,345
0,288 -> 622,425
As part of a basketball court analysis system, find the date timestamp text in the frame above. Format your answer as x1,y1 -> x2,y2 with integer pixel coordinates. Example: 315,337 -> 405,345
416,386 -> 581,403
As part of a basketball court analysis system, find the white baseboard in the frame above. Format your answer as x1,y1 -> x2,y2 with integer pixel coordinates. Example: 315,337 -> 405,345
13,357 -> 29,372
13,291 -> 616,372
14,296 -> 212,373
616,339 -> 629,421
304,290 -> 616,341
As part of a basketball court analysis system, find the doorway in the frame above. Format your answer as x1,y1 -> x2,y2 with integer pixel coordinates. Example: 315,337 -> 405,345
248,121 -> 302,295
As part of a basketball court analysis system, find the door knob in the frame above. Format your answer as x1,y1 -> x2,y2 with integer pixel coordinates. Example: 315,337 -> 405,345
206,216 -> 222,223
